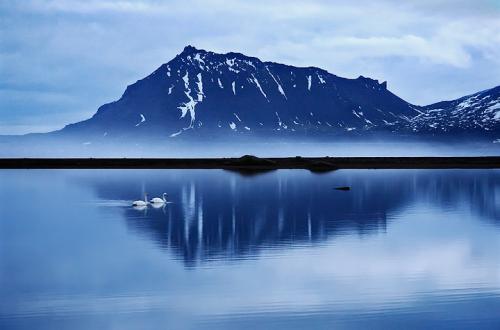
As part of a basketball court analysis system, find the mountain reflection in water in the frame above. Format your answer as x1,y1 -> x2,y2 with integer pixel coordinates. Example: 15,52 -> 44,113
2,169 -> 500,329
79,169 -> 499,267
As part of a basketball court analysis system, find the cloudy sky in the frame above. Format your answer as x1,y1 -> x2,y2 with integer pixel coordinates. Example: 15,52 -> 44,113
1,0 -> 500,134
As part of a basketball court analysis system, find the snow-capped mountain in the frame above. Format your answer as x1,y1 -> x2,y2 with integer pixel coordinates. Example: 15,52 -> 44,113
59,45 -> 499,140
406,86 -> 500,134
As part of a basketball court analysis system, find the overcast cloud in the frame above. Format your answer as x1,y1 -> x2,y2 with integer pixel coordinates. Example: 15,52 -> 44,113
1,0 -> 500,134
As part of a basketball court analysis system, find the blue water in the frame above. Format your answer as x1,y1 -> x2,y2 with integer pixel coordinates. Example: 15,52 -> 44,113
1,169 -> 499,329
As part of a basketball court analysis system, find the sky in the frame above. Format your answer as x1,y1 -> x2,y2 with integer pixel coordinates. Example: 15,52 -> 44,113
1,0 -> 500,134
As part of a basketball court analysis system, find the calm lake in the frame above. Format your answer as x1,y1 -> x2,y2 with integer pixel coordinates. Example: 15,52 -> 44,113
1,169 -> 499,329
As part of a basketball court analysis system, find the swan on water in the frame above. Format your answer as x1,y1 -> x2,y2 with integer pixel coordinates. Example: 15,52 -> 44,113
151,202 -> 165,209
133,205 -> 147,211
150,193 -> 167,204
132,193 -> 148,206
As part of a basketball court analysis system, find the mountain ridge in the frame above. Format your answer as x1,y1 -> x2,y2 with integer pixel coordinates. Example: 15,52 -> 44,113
53,45 -> 499,141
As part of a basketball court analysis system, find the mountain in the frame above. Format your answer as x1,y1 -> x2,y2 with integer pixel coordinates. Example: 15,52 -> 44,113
57,45 -> 499,141
407,86 -> 500,135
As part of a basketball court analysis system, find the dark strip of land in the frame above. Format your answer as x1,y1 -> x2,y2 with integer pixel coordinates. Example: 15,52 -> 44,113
0,156 -> 499,170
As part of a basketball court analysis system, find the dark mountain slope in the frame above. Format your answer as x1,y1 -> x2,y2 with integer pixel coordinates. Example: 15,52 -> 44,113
59,45 -> 423,140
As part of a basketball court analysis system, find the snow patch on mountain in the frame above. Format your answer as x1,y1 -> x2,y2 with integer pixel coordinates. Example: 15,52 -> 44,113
196,73 -> 204,101
487,102 -> 500,111
251,73 -> 268,100
169,130 -> 183,137
317,73 -> 325,84
178,74 -> 196,121
135,114 -> 146,127
194,53 -> 204,64
266,66 -> 287,100
275,112 -> 283,127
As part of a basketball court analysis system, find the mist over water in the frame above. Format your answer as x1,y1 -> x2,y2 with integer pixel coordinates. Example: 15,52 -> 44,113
1,137 -> 498,157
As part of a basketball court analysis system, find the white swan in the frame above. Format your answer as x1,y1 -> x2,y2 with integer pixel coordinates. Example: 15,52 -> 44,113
150,193 -> 167,204
151,202 -> 165,209
132,193 -> 148,206
133,205 -> 147,211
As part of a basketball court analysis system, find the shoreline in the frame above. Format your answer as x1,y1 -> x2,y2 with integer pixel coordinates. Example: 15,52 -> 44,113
0,156 -> 499,170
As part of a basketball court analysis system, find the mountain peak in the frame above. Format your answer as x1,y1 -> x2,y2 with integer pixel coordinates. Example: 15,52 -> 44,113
357,75 -> 387,90
181,45 -> 202,55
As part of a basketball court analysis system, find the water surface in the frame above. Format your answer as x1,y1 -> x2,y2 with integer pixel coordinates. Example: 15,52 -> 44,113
1,169 -> 499,329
